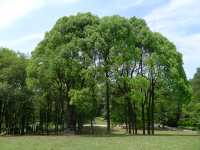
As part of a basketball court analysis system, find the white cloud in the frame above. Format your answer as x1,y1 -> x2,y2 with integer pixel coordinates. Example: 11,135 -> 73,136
145,0 -> 200,33
0,0 -> 79,30
144,0 -> 200,78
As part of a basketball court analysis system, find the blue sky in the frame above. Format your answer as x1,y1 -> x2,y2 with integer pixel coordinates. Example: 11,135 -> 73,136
0,0 -> 200,79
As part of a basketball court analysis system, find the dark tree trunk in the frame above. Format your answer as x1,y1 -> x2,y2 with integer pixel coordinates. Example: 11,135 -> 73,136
125,118 -> 128,132
133,103 -> 137,135
0,101 -> 2,134
66,93 -> 74,131
40,113 -> 43,135
176,102 -> 182,127
147,91 -> 151,135
142,102 -> 145,135
90,119 -> 94,134
151,81 -> 155,135
127,99 -> 132,134
45,111 -> 48,135
68,106 -> 76,133
130,103 -> 135,135
106,72 -> 111,133
59,87 -> 65,133
55,99 -> 59,135
0,103 -> 5,134
21,115 -> 25,135
124,104 -> 128,133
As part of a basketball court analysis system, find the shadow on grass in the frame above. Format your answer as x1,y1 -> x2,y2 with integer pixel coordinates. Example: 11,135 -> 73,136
79,133 -> 200,138
1,126 -> 199,138
79,126 -> 200,138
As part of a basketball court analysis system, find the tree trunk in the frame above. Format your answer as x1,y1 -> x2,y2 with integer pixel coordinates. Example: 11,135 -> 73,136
45,111 -> 48,135
176,102 -> 182,127
124,104 -> 128,133
59,87 -> 65,133
133,103 -> 137,135
90,119 -> 94,134
142,102 -> 145,135
127,99 -> 132,134
151,81 -> 155,135
130,103 -> 134,135
21,115 -> 25,135
147,91 -> 151,135
106,72 -> 111,133
0,101 -> 2,134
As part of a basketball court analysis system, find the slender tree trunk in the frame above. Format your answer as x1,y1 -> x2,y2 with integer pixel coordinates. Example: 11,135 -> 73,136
0,103 -> 5,134
176,102 -> 182,127
106,72 -> 111,133
147,91 -> 151,135
127,99 -> 132,134
124,104 -> 128,133
66,92 -> 73,131
91,119 -> 94,134
45,111 -> 48,135
32,116 -> 35,134
59,87 -> 65,133
55,115 -> 58,135
25,121 -> 28,135
131,116 -> 135,135
142,102 -> 145,135
0,101 -> 2,134
61,108 -> 64,133
125,118 -> 128,133
69,106 -> 76,133
151,81 -> 155,135
133,103 -> 137,135
21,114 -> 25,135
130,103 -> 134,135
40,111 -> 44,135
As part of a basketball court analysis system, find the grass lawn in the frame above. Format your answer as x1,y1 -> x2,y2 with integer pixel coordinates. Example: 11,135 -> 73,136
0,134 -> 199,150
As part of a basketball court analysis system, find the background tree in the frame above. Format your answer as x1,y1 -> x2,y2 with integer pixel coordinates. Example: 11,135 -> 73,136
0,48 -> 33,135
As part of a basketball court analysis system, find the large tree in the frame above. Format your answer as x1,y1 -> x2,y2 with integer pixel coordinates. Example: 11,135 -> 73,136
0,13 -> 191,136
27,13 -> 100,133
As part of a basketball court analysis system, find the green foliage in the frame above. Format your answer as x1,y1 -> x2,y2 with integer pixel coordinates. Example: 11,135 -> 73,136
0,48 -> 33,134
180,68 -> 200,129
69,87 -> 99,119
0,13 -> 193,135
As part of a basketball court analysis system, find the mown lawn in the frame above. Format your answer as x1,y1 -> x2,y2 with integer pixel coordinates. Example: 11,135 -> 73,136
0,134 -> 199,150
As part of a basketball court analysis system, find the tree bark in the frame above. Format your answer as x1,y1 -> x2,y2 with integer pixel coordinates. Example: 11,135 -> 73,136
147,90 -> 151,135
90,119 -> 94,134
151,81 -> 155,135
142,102 -> 145,135
106,71 -> 111,133
133,103 -> 137,135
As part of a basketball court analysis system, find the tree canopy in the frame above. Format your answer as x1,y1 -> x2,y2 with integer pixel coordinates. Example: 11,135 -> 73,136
0,13 -> 192,135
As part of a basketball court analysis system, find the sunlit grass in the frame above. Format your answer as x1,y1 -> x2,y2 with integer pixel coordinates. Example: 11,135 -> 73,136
0,133 -> 199,150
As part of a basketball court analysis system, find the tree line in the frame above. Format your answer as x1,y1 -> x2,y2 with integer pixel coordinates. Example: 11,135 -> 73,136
0,13 -> 192,135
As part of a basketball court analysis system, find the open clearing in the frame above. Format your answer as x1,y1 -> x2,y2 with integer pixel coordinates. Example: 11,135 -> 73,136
0,133 -> 199,150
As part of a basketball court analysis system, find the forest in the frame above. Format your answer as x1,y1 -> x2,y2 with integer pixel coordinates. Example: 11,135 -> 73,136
0,13 -> 199,136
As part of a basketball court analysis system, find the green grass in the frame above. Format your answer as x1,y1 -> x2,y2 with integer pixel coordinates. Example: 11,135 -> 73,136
0,134 -> 199,150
